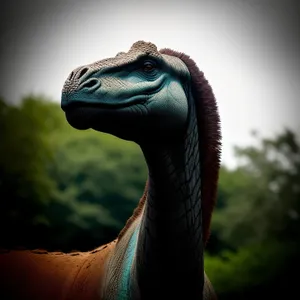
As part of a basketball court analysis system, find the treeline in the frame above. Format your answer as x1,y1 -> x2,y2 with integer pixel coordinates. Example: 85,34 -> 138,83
0,96 -> 299,299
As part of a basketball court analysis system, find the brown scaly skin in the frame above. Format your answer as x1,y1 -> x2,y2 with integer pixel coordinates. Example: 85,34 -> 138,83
0,242 -> 115,300
0,41 -> 221,300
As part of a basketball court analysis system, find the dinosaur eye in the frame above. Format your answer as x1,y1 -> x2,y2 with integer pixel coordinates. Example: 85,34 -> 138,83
143,62 -> 155,72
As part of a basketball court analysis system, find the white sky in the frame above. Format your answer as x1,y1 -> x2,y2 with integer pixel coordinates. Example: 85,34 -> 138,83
1,0 -> 299,167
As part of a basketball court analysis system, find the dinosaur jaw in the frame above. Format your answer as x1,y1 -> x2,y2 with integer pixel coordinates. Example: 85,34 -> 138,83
61,95 -> 148,111
61,91 -> 148,131
63,102 -> 152,143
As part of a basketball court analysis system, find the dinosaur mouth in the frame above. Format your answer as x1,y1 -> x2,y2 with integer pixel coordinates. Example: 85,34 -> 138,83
61,95 -> 149,131
61,95 -> 148,112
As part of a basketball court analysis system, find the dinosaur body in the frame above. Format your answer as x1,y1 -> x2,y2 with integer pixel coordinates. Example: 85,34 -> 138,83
0,41 -> 221,299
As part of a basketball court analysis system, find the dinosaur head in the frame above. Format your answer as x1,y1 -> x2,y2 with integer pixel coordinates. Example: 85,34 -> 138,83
61,41 -> 191,143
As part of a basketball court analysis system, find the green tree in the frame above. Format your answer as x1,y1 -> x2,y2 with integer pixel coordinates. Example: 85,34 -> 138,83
0,96 -> 58,247
206,129 -> 300,299
212,129 -> 300,247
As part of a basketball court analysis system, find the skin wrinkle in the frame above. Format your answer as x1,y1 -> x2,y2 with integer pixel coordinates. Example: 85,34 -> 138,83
67,254 -> 90,299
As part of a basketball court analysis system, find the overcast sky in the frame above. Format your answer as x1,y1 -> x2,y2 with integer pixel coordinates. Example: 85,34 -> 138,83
1,0 -> 299,167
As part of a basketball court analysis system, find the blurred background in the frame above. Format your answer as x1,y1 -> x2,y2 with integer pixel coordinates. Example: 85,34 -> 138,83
0,0 -> 299,299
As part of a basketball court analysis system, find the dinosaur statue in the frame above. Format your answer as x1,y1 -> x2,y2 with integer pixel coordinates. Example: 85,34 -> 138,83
0,41 -> 221,300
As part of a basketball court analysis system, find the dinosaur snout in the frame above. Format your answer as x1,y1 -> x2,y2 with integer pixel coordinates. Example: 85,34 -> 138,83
62,66 -> 101,96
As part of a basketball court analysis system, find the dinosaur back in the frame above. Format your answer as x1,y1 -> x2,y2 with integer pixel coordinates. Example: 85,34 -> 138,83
0,241 -> 116,300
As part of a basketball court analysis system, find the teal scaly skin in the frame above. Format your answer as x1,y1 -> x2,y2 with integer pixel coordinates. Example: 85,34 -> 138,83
61,41 -> 221,300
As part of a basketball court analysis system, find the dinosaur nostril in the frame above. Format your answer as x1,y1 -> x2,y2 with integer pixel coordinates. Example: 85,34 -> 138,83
68,71 -> 74,80
78,67 -> 89,79
81,79 -> 99,89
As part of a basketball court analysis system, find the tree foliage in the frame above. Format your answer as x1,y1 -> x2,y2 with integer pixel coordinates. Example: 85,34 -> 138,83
206,129 -> 300,299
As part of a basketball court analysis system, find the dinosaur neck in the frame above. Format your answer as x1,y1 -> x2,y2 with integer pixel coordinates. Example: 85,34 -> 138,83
132,92 -> 204,299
